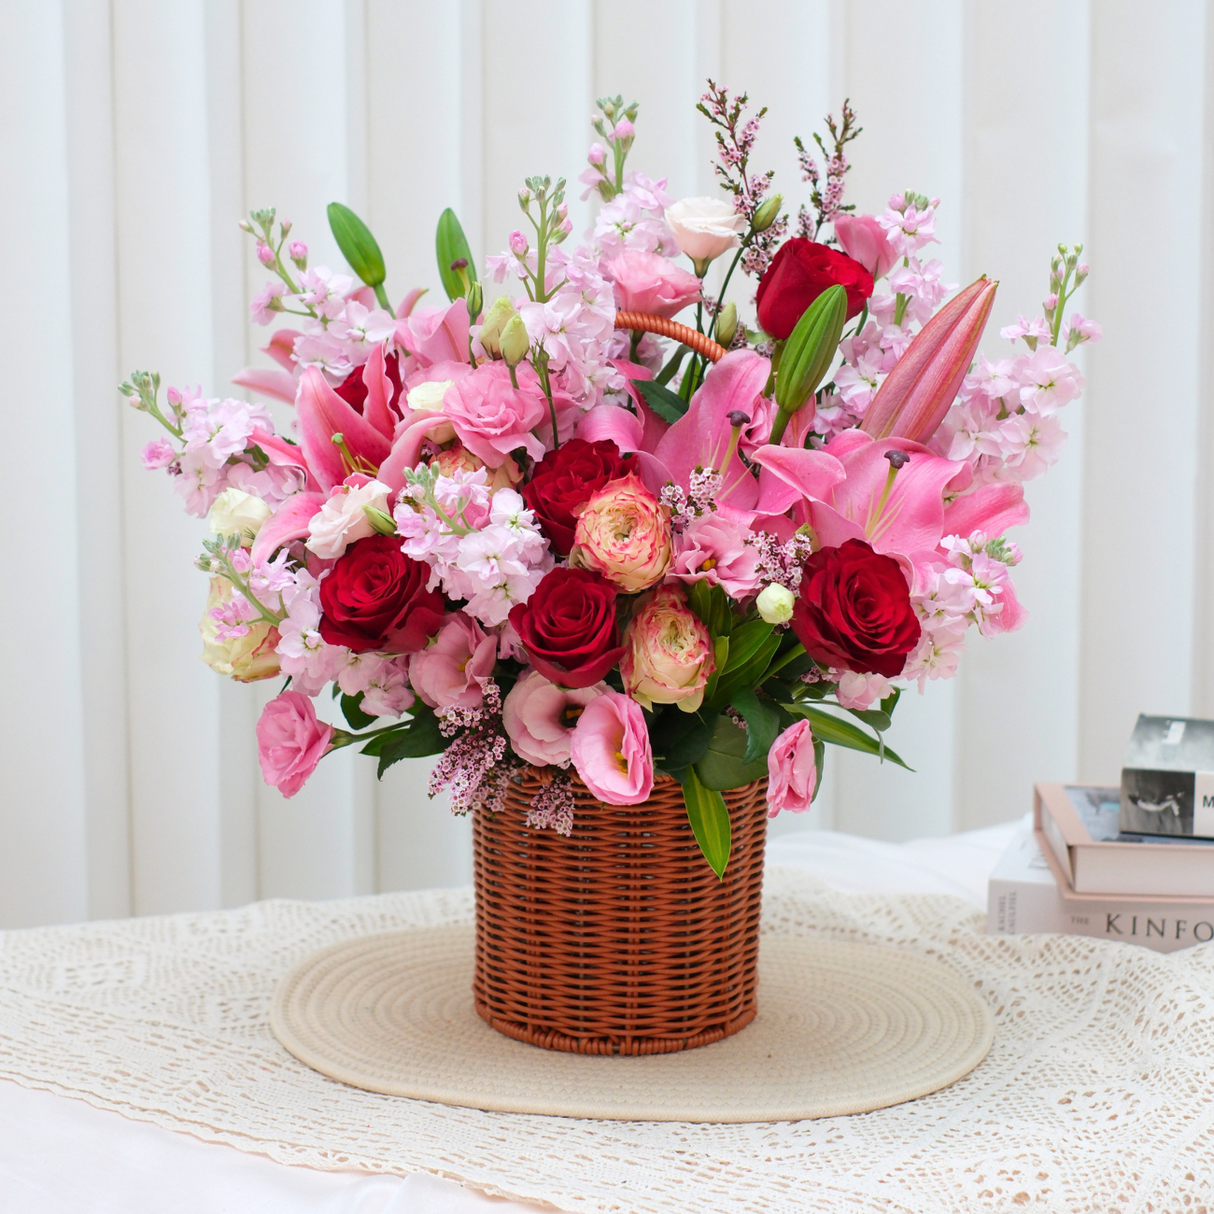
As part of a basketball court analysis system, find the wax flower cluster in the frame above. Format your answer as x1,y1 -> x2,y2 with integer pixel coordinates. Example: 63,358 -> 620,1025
125,86 -> 1098,875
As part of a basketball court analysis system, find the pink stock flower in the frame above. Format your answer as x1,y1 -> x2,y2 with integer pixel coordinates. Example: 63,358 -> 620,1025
620,586 -> 714,713
666,514 -> 763,599
441,362 -> 548,468
502,668 -> 608,768
835,670 -> 893,711
766,719 -> 818,817
141,438 -> 176,469
833,213 -> 899,278
249,281 -> 286,325
569,690 -> 654,806
408,612 -> 497,714
605,249 -> 701,318
571,474 -> 672,593
256,690 -> 333,799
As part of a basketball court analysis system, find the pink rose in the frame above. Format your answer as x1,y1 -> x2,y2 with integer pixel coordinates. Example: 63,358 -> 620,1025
620,586 -> 714,713
256,690 -> 332,799
502,668 -> 608,767
606,249 -> 702,318
571,473 -> 672,594
767,720 -> 818,817
666,515 -> 763,600
441,362 -> 547,468
833,213 -> 899,279
569,691 -> 654,806
408,612 -> 497,713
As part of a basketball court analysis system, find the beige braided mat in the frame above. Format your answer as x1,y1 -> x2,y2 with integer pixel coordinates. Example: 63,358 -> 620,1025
0,868 -> 1211,1213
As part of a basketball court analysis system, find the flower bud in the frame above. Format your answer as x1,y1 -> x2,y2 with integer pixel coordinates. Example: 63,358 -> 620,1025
328,201 -> 386,288
465,280 -> 484,323
756,583 -> 796,624
588,142 -> 606,167
362,504 -> 397,535
509,229 -> 529,258
613,118 -> 634,140
478,294 -> 518,358
750,193 -> 784,234
714,301 -> 738,348
256,241 -> 275,266
499,314 -> 530,367
775,283 -> 847,415
288,240 -> 307,267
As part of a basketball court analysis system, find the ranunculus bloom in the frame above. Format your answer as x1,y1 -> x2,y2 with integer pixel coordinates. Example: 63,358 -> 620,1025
606,249 -> 702,319
508,566 -> 625,689
665,196 -> 746,264
791,539 -> 921,678
199,577 -> 280,682
833,213 -> 899,279
256,690 -> 332,799
318,534 -> 445,654
570,474 -> 672,594
755,238 -> 874,339
441,362 -> 547,468
305,477 -> 391,560
569,690 -> 654,806
620,586 -> 714,713
408,613 -> 497,713
502,668 -> 608,767
767,719 -> 817,817
521,438 -> 635,556
666,514 -> 762,600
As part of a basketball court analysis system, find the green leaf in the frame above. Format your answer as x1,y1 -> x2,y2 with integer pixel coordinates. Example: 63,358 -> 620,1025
811,737 -> 826,802
783,704 -> 913,770
650,707 -> 716,773
681,765 -> 730,879
731,687 -> 780,765
655,345 -> 691,386
694,713 -> 769,791
631,377 -> 690,423
328,202 -> 386,288
880,686 -> 902,717
435,208 -> 477,302
707,628 -> 780,711
720,619 -> 774,674
363,706 -> 445,776
341,692 -> 376,731
844,707 -> 893,732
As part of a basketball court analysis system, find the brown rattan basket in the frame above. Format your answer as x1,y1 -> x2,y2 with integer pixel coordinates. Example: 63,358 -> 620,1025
472,767 -> 768,1055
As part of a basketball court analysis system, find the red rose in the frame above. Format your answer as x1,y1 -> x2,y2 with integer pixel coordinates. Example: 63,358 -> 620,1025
522,438 -> 635,556
790,539 -> 920,678
755,238 -> 874,340
319,535 -> 444,654
508,567 -> 626,689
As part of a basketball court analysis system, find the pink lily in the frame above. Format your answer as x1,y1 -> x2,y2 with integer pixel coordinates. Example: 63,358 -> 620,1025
295,366 -> 392,492
395,297 -> 469,367
249,490 -> 327,565
233,330 -> 303,404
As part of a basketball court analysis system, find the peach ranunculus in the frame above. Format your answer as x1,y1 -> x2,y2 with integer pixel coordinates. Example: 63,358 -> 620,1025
199,576 -> 281,682
620,586 -> 714,713
605,249 -> 702,319
434,441 -> 522,490
570,473 -> 672,594
502,668 -> 609,767
664,196 -> 746,266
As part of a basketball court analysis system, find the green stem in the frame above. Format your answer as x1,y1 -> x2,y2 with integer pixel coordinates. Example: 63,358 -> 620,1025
373,282 -> 392,312
712,244 -> 747,328
762,642 -> 807,682
629,329 -> 642,362
768,407 -> 792,446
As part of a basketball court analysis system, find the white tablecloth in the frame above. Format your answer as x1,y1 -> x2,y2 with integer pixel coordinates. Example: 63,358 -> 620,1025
0,821 -> 1019,1213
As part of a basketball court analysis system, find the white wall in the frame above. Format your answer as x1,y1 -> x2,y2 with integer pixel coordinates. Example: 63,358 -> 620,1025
1,0 -> 1210,927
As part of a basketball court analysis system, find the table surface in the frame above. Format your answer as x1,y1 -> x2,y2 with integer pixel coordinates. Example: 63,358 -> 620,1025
0,817 -> 1028,1214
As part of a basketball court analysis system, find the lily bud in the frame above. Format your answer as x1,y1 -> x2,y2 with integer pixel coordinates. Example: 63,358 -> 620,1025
714,301 -> 738,348
478,294 -> 518,358
751,193 -> 783,233
500,314 -> 530,367
861,276 -> 998,443
775,284 -> 847,415
327,202 -> 386,288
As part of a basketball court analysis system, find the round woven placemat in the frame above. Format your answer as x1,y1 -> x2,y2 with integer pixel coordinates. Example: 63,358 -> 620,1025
270,925 -> 993,1123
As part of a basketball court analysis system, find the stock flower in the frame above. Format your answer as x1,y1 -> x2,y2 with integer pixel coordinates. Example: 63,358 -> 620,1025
508,566 -> 625,689
791,539 -> 921,678
441,361 -> 548,468
199,577 -> 280,682
833,213 -> 899,279
141,438 -> 176,470
502,668 -> 608,767
305,478 -> 392,560
408,613 -> 497,713
766,720 -> 817,816
620,586 -> 714,713
756,238 -> 874,339
569,690 -> 654,805
521,438 -> 635,556
207,488 -> 272,545
570,474 -> 672,593
605,249 -> 702,318
256,690 -> 333,799
318,534 -> 444,654
664,196 -> 746,264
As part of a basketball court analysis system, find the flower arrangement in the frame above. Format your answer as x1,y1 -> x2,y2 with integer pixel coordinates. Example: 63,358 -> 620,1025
124,87 -> 1098,876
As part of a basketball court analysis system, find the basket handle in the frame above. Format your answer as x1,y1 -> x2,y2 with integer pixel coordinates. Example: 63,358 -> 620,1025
613,311 -> 727,364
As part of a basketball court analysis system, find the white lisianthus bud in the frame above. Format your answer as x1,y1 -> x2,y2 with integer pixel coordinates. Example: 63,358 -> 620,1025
665,196 -> 746,267
208,488 -> 271,544
756,583 -> 796,624
405,380 -> 453,412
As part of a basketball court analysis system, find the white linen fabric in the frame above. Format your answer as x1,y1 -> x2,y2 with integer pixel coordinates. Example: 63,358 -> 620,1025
2,818 -> 1214,1213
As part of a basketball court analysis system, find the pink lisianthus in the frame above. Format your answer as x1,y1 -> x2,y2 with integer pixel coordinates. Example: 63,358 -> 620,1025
256,690 -> 333,799
408,612 -> 497,713
571,473 -> 672,593
502,668 -> 609,767
441,362 -> 548,468
620,586 -> 714,713
766,719 -> 818,817
835,670 -> 893,711
569,690 -> 654,806
833,213 -> 900,279
666,515 -> 762,599
605,249 -> 702,318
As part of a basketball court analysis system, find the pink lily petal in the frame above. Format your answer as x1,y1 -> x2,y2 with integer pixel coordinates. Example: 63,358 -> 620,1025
395,287 -> 428,320
749,445 -> 846,505
232,367 -> 298,404
265,329 -> 301,372
249,491 -> 326,565
611,358 -> 671,451
576,403 -> 644,452
396,297 -> 469,367
248,428 -> 320,493
376,412 -> 454,495
296,367 -> 392,492
942,482 -> 1029,540
361,344 -> 398,441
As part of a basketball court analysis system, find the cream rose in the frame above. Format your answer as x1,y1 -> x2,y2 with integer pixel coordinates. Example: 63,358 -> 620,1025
199,576 -> 280,682
619,585 -> 714,712
570,473 -> 672,594
208,488 -> 271,545
665,196 -> 746,265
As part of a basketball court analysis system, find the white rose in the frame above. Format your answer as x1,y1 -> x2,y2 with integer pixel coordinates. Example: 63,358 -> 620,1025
208,488 -> 271,544
665,196 -> 746,265
405,379 -> 454,412
199,577 -> 280,682
305,479 -> 392,560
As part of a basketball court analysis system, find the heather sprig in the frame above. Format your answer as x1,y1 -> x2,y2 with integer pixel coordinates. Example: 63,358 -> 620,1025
794,99 -> 861,242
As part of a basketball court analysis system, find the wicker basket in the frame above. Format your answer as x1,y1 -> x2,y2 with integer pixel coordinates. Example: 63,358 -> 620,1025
472,767 -> 768,1055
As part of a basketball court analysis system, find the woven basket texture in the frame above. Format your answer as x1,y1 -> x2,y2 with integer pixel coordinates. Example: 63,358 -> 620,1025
472,767 -> 768,1055
612,311 -> 727,362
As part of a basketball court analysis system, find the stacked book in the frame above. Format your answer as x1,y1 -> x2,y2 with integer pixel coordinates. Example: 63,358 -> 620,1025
987,715 -> 1214,953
